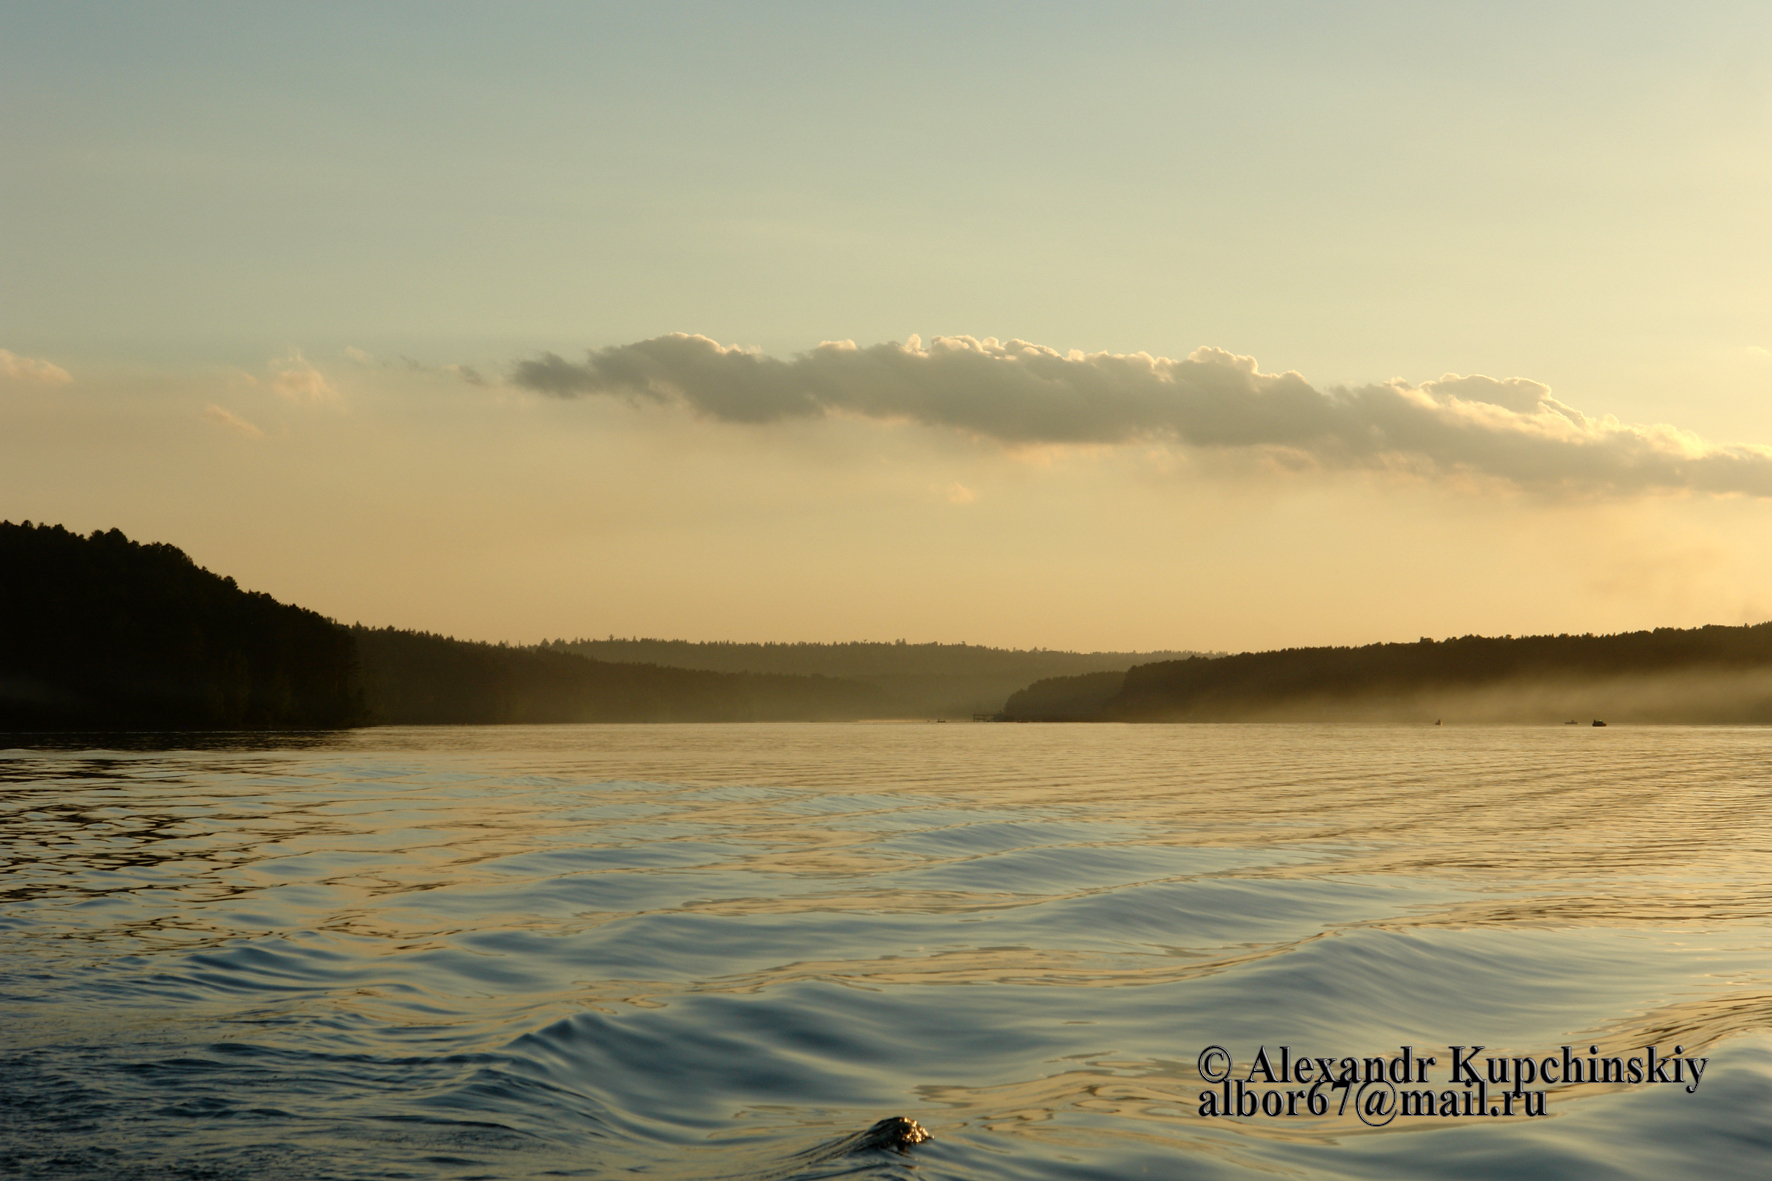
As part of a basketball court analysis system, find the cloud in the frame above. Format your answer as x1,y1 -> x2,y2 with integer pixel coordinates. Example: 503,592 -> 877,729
1417,373 -> 1552,414
203,404 -> 264,438
0,348 -> 72,385
946,482 -> 978,504
511,333 -> 1772,497
270,350 -> 339,403
348,345 -> 485,386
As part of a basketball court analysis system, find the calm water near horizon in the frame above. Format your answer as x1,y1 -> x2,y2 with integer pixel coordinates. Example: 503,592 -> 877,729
4,723 -> 1770,1179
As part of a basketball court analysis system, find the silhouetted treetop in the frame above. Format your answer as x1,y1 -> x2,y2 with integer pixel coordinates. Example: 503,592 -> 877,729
0,521 -> 364,730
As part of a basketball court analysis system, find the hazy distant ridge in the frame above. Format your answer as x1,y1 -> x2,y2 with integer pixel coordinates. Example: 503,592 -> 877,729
546,637 -> 1205,678
545,637 -> 1209,718
357,628 -> 893,724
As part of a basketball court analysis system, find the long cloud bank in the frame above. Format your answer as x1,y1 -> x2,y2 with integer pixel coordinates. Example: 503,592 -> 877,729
511,334 -> 1772,496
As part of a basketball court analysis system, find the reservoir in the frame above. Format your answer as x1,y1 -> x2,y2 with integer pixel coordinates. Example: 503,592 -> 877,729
3,723 -> 1769,1179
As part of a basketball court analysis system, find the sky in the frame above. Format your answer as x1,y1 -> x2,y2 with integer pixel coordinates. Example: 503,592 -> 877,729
4,2 -> 1772,652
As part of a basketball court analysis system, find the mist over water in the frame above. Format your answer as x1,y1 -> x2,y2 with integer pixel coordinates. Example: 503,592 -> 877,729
4,724 -> 1770,1179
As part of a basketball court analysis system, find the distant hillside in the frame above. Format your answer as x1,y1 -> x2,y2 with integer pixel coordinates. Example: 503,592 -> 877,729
0,521 -> 903,730
994,670 -> 1127,721
1002,626 -> 1772,724
356,628 -> 893,723
0,522 -> 364,730
543,637 -> 1209,718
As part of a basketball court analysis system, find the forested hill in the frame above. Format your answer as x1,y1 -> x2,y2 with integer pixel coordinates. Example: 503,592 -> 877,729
0,521 -> 900,730
1003,625 -> 1772,724
0,522 -> 364,729
354,628 -> 892,723
545,638 -> 1203,678
543,638 -> 1209,718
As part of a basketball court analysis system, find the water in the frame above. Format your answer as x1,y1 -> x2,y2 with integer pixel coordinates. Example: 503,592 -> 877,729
3,723 -> 1770,1179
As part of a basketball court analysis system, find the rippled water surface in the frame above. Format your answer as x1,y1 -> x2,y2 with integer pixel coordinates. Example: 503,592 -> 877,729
4,723 -> 1771,1179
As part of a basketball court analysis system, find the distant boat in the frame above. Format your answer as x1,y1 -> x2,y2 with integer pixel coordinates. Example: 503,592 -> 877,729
1592,719 -> 1607,727
1564,720 -> 1578,725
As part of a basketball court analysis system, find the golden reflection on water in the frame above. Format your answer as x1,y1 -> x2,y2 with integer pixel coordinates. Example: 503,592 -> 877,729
4,722 -> 1772,1178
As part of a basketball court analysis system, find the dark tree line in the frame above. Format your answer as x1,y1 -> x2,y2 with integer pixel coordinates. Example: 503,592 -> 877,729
544,636 -> 1206,678
354,626 -> 893,723
541,636 -> 1211,719
0,521 -> 898,730
1004,625 -> 1772,723
1,522 -> 364,730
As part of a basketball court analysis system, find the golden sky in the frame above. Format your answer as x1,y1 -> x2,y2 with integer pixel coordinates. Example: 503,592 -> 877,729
4,4 -> 1772,651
